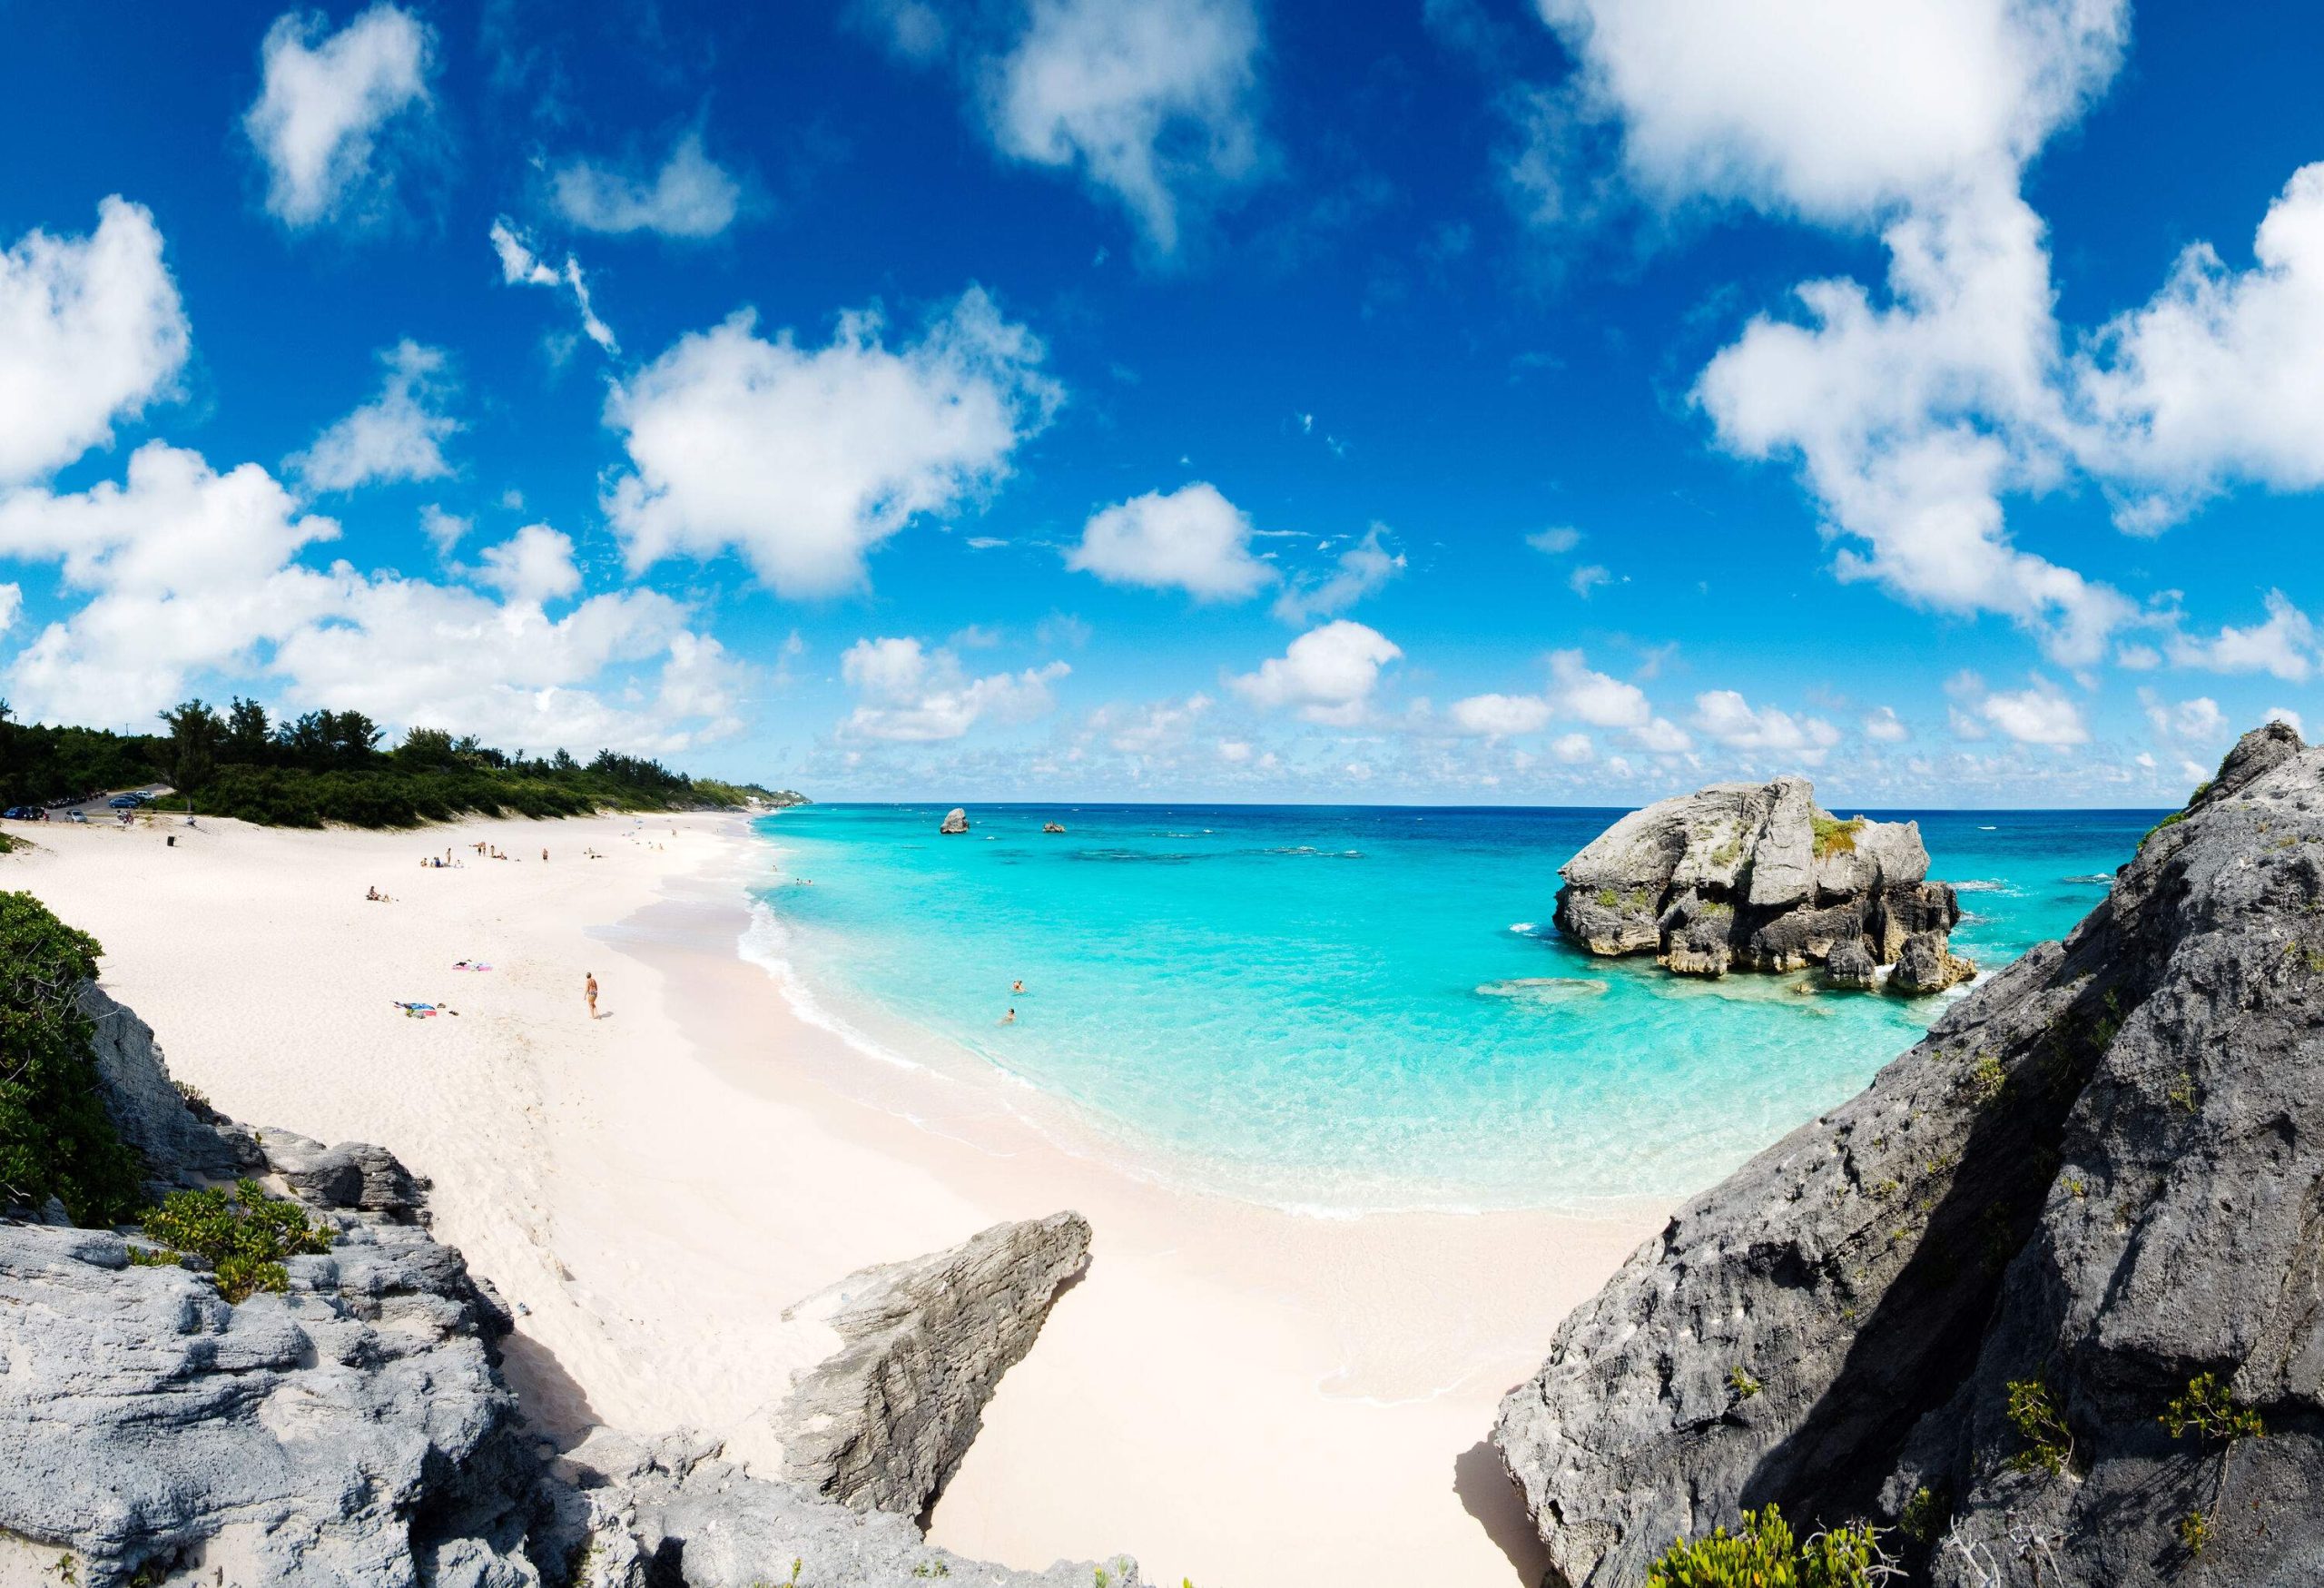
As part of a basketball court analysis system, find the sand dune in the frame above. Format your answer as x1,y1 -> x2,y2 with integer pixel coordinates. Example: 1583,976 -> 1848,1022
5,808 -> 1660,1586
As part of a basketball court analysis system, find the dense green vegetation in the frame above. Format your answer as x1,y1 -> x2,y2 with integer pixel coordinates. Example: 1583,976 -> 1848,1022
140,1178 -> 335,1303
1645,1505 -> 1892,1587
0,892 -> 143,1224
0,696 -> 803,830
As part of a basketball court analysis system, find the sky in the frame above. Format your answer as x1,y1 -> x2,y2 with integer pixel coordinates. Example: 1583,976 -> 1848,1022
1,0 -> 2319,806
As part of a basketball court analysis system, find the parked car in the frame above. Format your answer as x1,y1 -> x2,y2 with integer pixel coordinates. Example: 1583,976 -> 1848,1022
3,805 -> 42,820
108,794 -> 144,810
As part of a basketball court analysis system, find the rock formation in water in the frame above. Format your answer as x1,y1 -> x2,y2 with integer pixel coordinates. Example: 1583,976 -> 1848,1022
940,807 -> 970,834
1041,822 -> 1066,834
1553,774 -> 1968,986
1496,722 -> 2324,1586
2,980 -> 1126,1588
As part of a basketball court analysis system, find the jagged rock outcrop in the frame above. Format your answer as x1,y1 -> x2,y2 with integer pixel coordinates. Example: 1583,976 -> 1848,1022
549,1431 -> 1139,1588
2,981 -> 1125,1588
1822,938 -> 1876,991
1495,722 -> 2324,1586
1887,928 -> 1977,996
1041,823 -> 1066,834
940,808 -> 970,835
1553,774 -> 1965,985
752,1212 -> 1091,1515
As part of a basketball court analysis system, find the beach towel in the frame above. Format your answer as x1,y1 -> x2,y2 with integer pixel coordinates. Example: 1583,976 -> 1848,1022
452,960 -> 493,971
391,1001 -> 458,1018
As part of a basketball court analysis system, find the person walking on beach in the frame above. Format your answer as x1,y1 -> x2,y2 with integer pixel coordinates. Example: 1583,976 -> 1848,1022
585,972 -> 598,1021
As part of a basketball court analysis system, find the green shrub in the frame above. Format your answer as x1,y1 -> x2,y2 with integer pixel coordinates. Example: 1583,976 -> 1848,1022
0,893 -> 142,1224
2178,1510 -> 2212,1557
142,1178 -> 333,1304
2162,1373 -> 2264,1444
1898,1484 -> 1948,1544
1645,1505 -> 1890,1587
2004,1378 -> 2073,1475
1811,814 -> 1866,859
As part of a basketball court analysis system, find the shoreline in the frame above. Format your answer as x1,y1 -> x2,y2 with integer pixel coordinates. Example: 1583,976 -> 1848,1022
4,808 -> 1667,1585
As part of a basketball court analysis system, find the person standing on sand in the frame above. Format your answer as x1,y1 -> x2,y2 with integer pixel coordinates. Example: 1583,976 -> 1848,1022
585,972 -> 598,1020
542,848 -> 548,862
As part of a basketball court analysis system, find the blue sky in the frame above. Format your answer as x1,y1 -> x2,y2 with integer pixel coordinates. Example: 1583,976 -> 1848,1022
1,0 -> 2319,805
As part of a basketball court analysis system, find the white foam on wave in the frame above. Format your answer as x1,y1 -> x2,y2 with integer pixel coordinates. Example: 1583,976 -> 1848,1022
1508,922 -> 1538,934
734,899 -> 927,1075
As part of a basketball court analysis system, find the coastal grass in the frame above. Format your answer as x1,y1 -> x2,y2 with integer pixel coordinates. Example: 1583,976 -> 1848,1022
1811,814 -> 1867,860
141,1179 -> 334,1304
0,893 -> 142,1225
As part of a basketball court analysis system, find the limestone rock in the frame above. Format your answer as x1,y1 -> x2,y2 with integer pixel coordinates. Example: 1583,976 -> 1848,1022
261,1129 -> 428,1218
1495,721 -> 2324,1587
1821,938 -> 1876,991
78,982 -> 252,1189
1041,822 -> 1066,834
939,808 -> 970,835
1554,776 -> 1959,981
551,1433 -> 1137,1588
1886,928 -> 1977,995
754,1213 -> 1091,1516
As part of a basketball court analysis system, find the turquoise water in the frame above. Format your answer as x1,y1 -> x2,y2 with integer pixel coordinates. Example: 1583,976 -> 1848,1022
744,804 -> 2157,1213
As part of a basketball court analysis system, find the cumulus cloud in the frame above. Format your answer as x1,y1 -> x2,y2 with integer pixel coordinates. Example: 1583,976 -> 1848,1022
420,503 -> 469,554
1976,675 -> 2088,747
2141,690 -> 2227,745
1231,619 -> 1401,725
288,339 -> 458,493
243,4 -> 435,229
1271,524 -> 1403,624
1692,689 -> 1841,760
985,0 -> 1265,254
1450,691 -> 1552,737
0,198 -> 189,486
1863,705 -> 1910,743
550,130 -> 743,240
605,289 -> 1058,597
1568,563 -> 1612,598
0,440 -> 735,753
849,0 -> 950,64
2165,589 -> 2315,682
471,523 -> 580,607
0,584 -> 20,636
1526,526 -> 1582,555
839,635 -> 1068,742
490,218 -> 618,353
1547,647 -> 1646,728
1552,730 -> 1594,763
1090,692 -> 1211,755
1068,481 -> 1273,600
2078,164 -> 2324,528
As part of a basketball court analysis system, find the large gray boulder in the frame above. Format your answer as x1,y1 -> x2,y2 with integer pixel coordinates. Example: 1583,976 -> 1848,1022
1552,774 -> 1960,982
1495,721 -> 2324,1586
740,1213 -> 1092,1516
939,808 -> 970,835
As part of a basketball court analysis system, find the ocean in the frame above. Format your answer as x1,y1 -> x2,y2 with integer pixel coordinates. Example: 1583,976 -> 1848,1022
742,804 -> 2160,1215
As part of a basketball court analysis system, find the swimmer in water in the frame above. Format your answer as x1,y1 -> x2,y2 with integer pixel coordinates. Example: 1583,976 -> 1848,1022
1011,980 -> 1024,994
1000,1008 -> 1016,1025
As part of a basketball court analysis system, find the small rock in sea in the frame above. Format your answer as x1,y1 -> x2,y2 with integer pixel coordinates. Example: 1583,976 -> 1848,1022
1042,822 -> 1067,833
939,807 -> 970,834
1821,939 -> 1876,991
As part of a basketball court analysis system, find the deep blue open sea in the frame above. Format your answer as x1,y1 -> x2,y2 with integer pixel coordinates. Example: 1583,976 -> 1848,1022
743,804 -> 2158,1214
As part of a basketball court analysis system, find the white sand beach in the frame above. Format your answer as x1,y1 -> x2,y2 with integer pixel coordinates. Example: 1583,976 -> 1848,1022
5,810 -> 1665,1587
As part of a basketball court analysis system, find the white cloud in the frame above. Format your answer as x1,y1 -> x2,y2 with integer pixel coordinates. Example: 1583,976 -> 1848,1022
550,130 -> 743,240
2141,690 -> 2227,745
288,339 -> 457,492
0,583 -> 20,636
1091,692 -> 1211,754
1231,620 -> 1401,725
2078,164 -> 2324,528
1862,705 -> 1910,743
1552,730 -> 1594,763
1977,675 -> 2088,747
243,4 -> 435,229
1568,563 -> 1611,598
1547,647 -> 1649,728
420,504 -> 469,554
0,198 -> 189,486
1692,689 -> 1841,759
1450,691 -> 1552,737
606,289 -> 1058,597
1215,737 -> 1253,763
987,0 -> 1265,254
1068,481 -> 1273,600
1631,715 -> 1693,754
472,523 -> 580,607
1526,526 -> 1581,555
839,635 -> 1068,742
850,0 -> 951,64
1271,523 -> 1403,622
0,440 -> 734,754
489,218 -> 618,353
1535,0 -> 2125,224
2165,589 -> 2315,682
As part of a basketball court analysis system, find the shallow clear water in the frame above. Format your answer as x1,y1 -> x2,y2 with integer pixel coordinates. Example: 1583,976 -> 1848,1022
745,804 -> 2158,1213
